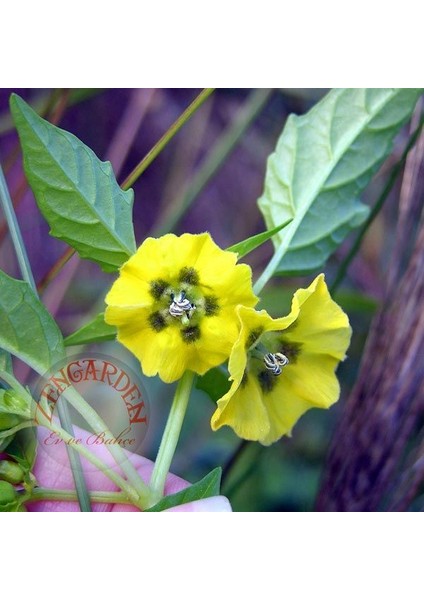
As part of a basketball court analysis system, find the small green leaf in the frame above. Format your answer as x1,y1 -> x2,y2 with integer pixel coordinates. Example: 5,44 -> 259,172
258,88 -> 423,275
0,480 -> 21,512
146,467 -> 222,512
0,460 -> 26,485
196,367 -> 230,404
0,375 -> 32,420
0,406 -> 22,432
227,219 -> 292,259
64,312 -> 116,347
0,270 -> 65,374
6,429 -> 37,473
10,93 -> 136,272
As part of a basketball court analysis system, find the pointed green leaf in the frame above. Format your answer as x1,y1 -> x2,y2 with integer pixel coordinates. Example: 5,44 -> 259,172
146,467 -> 222,512
258,88 -> 423,275
10,93 -> 136,272
0,270 -> 65,374
6,429 -> 37,472
64,312 -> 116,347
227,219 -> 292,259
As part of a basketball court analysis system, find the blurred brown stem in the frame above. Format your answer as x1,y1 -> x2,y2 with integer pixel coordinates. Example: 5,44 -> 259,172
316,116 -> 424,512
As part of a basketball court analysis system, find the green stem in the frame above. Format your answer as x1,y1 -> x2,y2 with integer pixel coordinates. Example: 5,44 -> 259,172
62,386 -> 150,504
30,487 -> 134,505
0,166 -> 37,290
121,89 -> 215,191
330,117 -> 424,294
153,88 -> 273,236
149,371 -> 195,501
253,240 -> 288,295
36,410 -> 141,505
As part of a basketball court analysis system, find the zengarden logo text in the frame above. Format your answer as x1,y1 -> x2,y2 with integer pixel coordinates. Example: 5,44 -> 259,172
33,353 -> 150,469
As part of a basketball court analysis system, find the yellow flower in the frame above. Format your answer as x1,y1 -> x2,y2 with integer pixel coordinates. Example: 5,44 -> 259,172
211,274 -> 351,445
105,233 -> 258,383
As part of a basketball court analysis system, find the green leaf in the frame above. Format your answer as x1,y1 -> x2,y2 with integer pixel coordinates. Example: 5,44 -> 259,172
227,219 -> 292,259
0,349 -> 12,375
0,480 -> 21,512
10,93 -> 136,272
0,460 -> 26,485
258,88 -> 423,275
0,270 -> 65,373
64,312 -> 116,347
6,429 -> 37,472
0,388 -> 31,420
146,467 -> 222,512
196,367 -> 230,404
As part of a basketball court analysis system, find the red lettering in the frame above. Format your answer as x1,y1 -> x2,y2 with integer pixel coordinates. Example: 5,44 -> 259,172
127,401 -> 147,424
99,360 -> 118,385
67,360 -> 84,383
113,370 -> 131,393
43,431 -> 62,445
50,368 -> 70,394
122,384 -> 141,403
82,359 -> 101,381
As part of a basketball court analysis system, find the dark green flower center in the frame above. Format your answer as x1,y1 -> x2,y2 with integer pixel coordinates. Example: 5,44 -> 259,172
147,268 -> 220,343
245,329 -> 302,394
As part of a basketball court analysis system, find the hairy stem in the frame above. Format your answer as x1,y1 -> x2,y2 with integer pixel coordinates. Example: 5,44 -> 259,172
29,487 -> 134,506
149,371 -> 195,502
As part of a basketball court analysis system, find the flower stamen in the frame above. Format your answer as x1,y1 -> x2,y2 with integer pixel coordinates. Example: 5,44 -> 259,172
263,352 -> 289,376
169,291 -> 196,324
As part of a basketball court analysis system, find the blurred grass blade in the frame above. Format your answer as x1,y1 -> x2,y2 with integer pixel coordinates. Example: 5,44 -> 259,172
227,219 -> 292,259
0,89 -> 102,135
121,88 -> 215,190
0,166 -> 37,291
64,312 -> 116,347
257,88 -> 423,282
154,88 -> 273,236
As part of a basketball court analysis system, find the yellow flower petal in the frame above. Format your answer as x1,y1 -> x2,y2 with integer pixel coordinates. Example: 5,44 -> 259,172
259,352 -> 341,444
282,274 -> 351,360
212,375 -> 270,441
211,306 -> 274,439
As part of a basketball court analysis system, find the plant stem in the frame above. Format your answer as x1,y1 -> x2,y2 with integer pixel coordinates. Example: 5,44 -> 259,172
153,88 -> 273,236
221,439 -> 249,487
37,246 -> 75,294
0,165 -> 92,512
62,386 -> 151,503
253,239 -> 289,296
0,166 -> 37,290
121,89 -> 215,191
330,118 -> 424,294
30,487 -> 134,505
149,371 -> 195,502
35,411 -> 141,505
